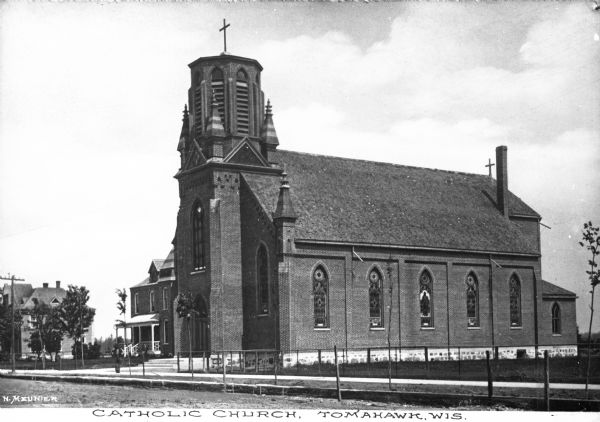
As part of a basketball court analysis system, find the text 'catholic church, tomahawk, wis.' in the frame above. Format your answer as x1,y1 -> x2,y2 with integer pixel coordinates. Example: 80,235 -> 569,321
124,23 -> 577,367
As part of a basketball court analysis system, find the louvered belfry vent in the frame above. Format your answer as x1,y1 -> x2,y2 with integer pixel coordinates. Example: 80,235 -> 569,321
236,68 -> 249,135
211,67 -> 226,128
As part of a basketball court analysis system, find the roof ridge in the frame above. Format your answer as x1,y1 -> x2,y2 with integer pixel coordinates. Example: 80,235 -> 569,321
277,149 -> 491,179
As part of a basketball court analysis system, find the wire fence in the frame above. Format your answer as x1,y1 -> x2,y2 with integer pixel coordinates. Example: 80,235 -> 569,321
177,342 -> 600,385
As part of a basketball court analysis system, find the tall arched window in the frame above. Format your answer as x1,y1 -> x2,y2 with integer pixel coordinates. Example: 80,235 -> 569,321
257,244 -> 269,315
192,203 -> 205,270
466,272 -> 479,327
193,71 -> 203,135
368,268 -> 383,328
313,265 -> 329,328
509,274 -> 522,327
552,302 -> 561,334
210,67 -> 225,124
235,68 -> 249,135
419,270 -> 433,327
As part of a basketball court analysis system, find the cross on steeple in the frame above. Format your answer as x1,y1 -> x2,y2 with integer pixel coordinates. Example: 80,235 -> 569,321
485,158 -> 495,177
219,18 -> 231,53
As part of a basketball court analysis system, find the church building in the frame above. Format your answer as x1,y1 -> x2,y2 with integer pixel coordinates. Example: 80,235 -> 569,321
128,41 -> 577,364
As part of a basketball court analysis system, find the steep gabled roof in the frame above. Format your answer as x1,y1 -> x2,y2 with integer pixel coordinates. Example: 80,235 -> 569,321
542,280 -> 576,299
21,287 -> 67,310
243,149 -> 540,255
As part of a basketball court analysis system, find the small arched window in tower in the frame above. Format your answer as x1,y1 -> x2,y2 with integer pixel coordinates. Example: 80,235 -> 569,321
551,302 -> 561,334
235,68 -> 249,135
313,265 -> 329,328
509,274 -> 522,327
419,270 -> 433,327
466,272 -> 479,327
210,67 -> 225,125
192,203 -> 205,270
257,244 -> 269,315
368,268 -> 383,328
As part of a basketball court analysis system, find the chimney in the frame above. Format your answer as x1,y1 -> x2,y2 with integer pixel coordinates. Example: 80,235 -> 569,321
42,282 -> 49,288
56,280 -> 61,289
496,145 -> 508,217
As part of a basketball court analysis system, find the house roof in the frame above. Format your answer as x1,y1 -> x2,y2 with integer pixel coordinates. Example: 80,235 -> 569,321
133,276 -> 151,288
21,287 -> 67,310
2,283 -> 33,306
243,149 -> 541,255
542,280 -> 576,299
151,259 -> 165,271
160,248 -> 175,271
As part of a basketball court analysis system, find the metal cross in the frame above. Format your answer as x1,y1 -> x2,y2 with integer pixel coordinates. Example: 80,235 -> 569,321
219,19 -> 231,53
485,158 -> 495,177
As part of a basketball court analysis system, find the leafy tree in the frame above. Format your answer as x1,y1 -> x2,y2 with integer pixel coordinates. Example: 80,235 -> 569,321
176,291 -> 197,374
115,288 -> 131,374
0,302 -> 22,358
58,285 -> 96,369
579,221 -> 600,396
27,302 -> 64,368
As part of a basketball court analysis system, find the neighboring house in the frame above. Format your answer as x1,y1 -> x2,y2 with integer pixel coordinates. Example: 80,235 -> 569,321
1,281 -> 92,358
129,46 -> 578,364
124,249 -> 175,356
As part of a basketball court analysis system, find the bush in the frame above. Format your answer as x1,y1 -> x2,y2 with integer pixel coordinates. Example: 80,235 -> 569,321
72,340 -> 102,360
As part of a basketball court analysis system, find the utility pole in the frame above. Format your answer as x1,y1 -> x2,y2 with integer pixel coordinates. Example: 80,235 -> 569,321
1,274 -> 25,374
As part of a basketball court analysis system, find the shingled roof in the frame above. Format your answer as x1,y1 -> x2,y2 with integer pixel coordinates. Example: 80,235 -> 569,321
22,287 -> 67,310
243,150 -> 541,255
542,280 -> 576,299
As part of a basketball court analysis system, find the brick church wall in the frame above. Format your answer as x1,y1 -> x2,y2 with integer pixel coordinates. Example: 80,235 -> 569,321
539,298 -> 577,345
239,178 -> 278,350
282,243 -> 546,353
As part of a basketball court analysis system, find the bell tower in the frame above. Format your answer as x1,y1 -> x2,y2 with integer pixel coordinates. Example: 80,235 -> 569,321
186,53 -> 265,158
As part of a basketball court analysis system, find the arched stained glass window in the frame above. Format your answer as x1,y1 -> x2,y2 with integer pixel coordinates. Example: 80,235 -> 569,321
419,270 -> 433,327
257,244 -> 269,315
552,302 -> 561,334
313,266 -> 329,328
192,203 -> 205,270
509,275 -> 522,327
369,269 -> 383,328
466,272 -> 479,327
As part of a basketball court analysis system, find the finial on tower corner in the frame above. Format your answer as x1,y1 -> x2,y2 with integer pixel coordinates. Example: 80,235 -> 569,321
183,104 -> 189,117
266,99 -> 273,116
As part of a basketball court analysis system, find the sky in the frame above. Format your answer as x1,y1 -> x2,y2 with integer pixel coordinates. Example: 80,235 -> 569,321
0,2 -> 599,340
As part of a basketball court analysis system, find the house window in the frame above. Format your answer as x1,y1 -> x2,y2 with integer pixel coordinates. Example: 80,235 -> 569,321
163,319 -> 169,344
134,293 -> 139,314
368,268 -> 383,328
552,303 -> 561,334
313,265 -> 329,328
419,270 -> 433,327
150,291 -> 156,312
509,274 -> 522,327
192,203 -> 205,270
257,244 -> 269,314
162,287 -> 169,310
466,272 -> 479,327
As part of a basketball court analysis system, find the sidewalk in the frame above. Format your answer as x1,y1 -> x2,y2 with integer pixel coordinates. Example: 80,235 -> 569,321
2,367 -> 599,391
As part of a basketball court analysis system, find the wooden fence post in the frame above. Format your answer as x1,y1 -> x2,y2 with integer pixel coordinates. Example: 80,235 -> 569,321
544,350 -> 550,411
223,351 -> 227,392
486,350 -> 493,398
334,345 -> 342,402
